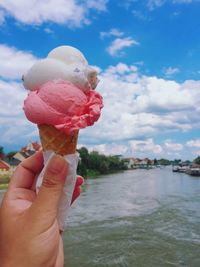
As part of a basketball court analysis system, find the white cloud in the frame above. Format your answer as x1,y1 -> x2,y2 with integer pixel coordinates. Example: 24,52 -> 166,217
78,143 -> 128,156
0,44 -> 38,80
173,0 -> 193,3
107,37 -> 139,56
164,139 -> 183,151
100,28 -> 124,39
44,27 -> 54,34
0,9 -> 5,24
147,0 -> 166,10
147,0 -> 196,10
0,80 -> 37,144
192,150 -> 200,156
163,67 -> 180,76
106,63 -> 138,75
81,65 -> 200,145
0,80 -> 26,116
86,0 -> 108,11
0,0 -> 107,27
129,138 -> 163,154
186,139 -> 200,148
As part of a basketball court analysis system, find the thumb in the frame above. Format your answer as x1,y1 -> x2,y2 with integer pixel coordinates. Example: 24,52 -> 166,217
29,154 -> 68,229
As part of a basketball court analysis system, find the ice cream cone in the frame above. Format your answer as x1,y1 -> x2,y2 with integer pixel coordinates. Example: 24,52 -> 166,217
23,45 -> 103,231
38,124 -> 79,156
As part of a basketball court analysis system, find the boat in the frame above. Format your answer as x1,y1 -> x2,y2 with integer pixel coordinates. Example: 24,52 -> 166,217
172,165 -> 190,173
172,166 -> 179,172
186,168 -> 200,176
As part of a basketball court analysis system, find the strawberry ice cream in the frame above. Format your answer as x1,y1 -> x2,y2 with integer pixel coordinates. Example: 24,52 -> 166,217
24,80 -> 103,134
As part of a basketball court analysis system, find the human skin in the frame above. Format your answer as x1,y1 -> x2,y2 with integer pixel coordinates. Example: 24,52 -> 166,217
0,151 -> 83,267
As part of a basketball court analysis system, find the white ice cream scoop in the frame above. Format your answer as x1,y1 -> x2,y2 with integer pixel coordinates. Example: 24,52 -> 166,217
48,45 -> 88,65
23,45 -> 97,92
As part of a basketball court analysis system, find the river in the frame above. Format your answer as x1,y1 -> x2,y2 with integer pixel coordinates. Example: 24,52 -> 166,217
1,168 -> 200,266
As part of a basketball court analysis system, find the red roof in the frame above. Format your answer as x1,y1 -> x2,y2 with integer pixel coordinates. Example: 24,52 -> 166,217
20,142 -> 41,153
0,160 -> 10,170
32,142 -> 41,151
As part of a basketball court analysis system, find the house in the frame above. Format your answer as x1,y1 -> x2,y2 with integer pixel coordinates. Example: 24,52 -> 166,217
0,160 -> 10,175
124,158 -> 139,169
13,142 -> 41,163
124,157 -> 154,169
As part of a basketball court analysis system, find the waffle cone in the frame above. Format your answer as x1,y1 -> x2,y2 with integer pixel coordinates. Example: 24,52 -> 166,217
38,124 -> 78,156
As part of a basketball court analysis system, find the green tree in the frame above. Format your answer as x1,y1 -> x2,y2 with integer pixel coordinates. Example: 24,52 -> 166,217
153,158 -> 158,166
99,160 -> 109,174
77,147 -> 128,178
77,147 -> 90,177
78,147 -> 89,165
77,162 -> 88,177
194,156 -> 200,165
158,158 -> 171,166
173,159 -> 182,165
0,146 -> 5,160
89,151 -> 103,170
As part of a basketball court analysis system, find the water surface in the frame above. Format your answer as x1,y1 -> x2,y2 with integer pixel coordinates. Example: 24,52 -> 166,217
64,168 -> 200,267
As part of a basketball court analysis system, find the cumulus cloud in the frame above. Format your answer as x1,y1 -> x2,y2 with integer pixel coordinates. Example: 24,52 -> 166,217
107,37 -> 139,56
0,80 -> 37,144
81,63 -> 200,147
164,139 -> 183,151
192,150 -> 200,156
0,0 -> 108,27
147,0 -> 166,10
0,10 -> 5,24
163,67 -> 180,76
106,63 -> 138,75
44,28 -> 54,34
0,44 -> 38,80
86,0 -> 108,10
100,28 -> 124,39
186,139 -> 200,148
173,0 -> 193,3
129,138 -> 163,155
78,143 -> 128,156
147,0 -> 195,10
185,139 -> 200,157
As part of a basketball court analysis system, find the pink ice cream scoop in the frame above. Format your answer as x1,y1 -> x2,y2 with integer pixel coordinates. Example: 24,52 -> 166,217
23,80 -> 103,134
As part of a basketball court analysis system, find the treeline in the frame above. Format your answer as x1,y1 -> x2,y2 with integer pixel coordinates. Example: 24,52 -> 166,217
194,156 -> 200,165
154,157 -> 200,166
77,147 -> 128,177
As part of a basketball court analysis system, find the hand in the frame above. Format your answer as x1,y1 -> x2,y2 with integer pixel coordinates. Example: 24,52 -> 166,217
0,151 -> 83,267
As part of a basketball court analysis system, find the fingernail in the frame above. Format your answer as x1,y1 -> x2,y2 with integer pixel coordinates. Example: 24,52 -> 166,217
48,154 -> 66,175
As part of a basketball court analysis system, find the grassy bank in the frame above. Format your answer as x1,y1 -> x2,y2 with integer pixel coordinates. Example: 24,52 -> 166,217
0,175 -> 10,190
85,169 -> 100,178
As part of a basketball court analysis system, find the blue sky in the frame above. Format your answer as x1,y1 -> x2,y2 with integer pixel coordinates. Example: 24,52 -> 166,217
0,0 -> 200,160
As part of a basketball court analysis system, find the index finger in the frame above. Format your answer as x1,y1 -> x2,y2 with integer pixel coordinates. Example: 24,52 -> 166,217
9,151 -> 44,190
